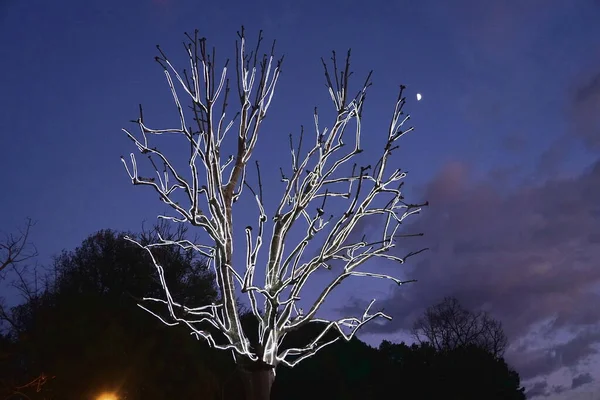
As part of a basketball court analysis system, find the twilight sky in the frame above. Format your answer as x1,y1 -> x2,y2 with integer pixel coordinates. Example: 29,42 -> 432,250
1,1 -> 600,399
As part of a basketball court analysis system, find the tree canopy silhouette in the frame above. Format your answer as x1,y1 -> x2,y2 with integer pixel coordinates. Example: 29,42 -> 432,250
375,341 -> 526,400
412,296 -> 508,357
0,228 -> 527,400
0,225 -> 228,400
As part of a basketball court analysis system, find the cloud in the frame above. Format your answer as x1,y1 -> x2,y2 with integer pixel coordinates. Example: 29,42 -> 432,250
570,70 -> 600,150
551,385 -> 566,396
343,158 -> 600,383
526,380 -> 570,399
525,381 -> 548,398
513,330 -> 600,380
571,373 -> 594,390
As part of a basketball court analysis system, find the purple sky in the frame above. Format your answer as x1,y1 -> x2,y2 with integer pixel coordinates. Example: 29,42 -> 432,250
1,1 -> 600,399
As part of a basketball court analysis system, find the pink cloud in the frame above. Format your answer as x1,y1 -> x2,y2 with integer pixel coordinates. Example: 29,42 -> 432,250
345,158 -> 600,384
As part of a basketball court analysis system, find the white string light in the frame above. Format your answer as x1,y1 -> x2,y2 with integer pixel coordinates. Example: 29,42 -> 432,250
120,31 -> 426,372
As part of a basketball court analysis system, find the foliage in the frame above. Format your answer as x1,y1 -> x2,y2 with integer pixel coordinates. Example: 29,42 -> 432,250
0,227 -> 227,400
375,341 -> 526,400
0,229 -> 526,400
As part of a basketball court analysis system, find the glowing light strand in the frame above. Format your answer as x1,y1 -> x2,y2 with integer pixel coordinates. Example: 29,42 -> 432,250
121,32 -> 426,371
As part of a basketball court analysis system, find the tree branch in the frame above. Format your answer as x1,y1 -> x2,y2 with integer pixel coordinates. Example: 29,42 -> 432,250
0,218 -> 38,276
120,29 -> 426,371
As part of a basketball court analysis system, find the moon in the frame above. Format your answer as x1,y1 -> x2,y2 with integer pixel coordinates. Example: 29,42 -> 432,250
416,93 -> 422,101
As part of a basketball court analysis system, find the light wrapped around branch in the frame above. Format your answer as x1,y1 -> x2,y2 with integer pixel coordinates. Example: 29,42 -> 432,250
120,28 -> 427,370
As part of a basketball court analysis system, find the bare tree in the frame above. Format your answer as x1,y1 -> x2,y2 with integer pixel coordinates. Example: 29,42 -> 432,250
0,258 -> 45,334
0,218 -> 39,331
0,218 -> 38,276
119,27 -> 427,400
412,297 -> 508,358
0,220 -> 50,398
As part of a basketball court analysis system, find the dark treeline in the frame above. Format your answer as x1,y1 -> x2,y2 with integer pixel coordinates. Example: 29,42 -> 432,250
0,227 -> 526,399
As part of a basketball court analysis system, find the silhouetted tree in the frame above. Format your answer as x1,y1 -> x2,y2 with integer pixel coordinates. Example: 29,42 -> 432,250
0,332 -> 16,397
118,27 -> 427,400
272,332 -> 378,400
0,226 -> 230,400
2,256 -> 528,400
412,296 -> 507,357
0,218 -> 37,275
0,219 -> 44,400
375,340 -> 526,400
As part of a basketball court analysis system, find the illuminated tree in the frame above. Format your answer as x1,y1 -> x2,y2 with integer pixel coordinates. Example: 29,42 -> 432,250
119,27 -> 427,399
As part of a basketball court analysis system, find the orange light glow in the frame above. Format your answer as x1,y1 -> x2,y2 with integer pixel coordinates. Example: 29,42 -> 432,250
97,393 -> 118,400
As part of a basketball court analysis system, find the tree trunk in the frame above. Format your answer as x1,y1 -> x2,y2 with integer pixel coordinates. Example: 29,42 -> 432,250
238,362 -> 275,400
